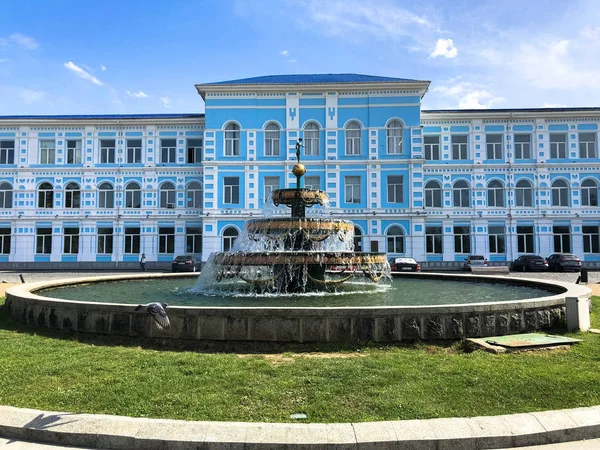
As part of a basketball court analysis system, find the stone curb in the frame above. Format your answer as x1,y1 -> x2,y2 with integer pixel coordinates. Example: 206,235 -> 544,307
2,405 -> 600,449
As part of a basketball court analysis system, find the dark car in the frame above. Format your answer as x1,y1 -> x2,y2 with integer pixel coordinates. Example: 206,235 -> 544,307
510,255 -> 548,272
547,253 -> 582,272
171,255 -> 201,273
389,257 -> 420,272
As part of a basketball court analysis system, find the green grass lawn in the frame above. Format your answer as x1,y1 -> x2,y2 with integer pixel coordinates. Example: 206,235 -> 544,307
0,296 -> 599,423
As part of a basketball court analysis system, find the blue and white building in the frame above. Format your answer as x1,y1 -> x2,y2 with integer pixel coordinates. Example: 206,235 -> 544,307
0,74 -> 598,268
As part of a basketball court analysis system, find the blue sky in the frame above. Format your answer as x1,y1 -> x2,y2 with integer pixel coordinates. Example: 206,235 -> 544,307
2,0 -> 600,115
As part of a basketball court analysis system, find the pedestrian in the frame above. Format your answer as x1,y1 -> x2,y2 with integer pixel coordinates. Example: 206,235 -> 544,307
140,253 -> 147,272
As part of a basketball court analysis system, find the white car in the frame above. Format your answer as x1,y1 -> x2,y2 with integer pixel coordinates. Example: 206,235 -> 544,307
464,255 -> 488,271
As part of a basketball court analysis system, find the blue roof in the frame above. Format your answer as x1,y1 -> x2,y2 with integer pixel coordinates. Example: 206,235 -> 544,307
0,113 -> 204,120
202,74 -> 427,85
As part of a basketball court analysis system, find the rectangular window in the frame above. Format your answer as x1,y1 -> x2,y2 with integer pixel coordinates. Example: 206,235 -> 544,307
452,135 -> 468,160
0,228 -> 10,254
124,227 -> 140,254
263,176 -> 279,203
159,227 -> 175,254
161,139 -> 177,163
36,228 -> 52,254
488,225 -> 505,254
583,226 -> 600,253
63,227 -> 79,254
304,128 -> 319,156
553,226 -> 571,253
187,138 -> 203,163
454,226 -> 471,254
126,139 -> 142,164
424,136 -> 440,161
186,226 -> 203,254
39,140 -> 55,164
0,140 -> 15,164
387,175 -> 403,203
426,226 -> 442,254
345,129 -> 361,155
514,134 -> 531,159
100,139 -> 116,164
344,176 -> 361,204
223,177 -> 240,204
304,176 -> 320,190
550,134 -> 566,159
517,225 -> 534,253
66,140 -> 82,164
97,227 -> 113,254
579,133 -> 597,159
486,134 -> 503,160
225,128 -> 240,156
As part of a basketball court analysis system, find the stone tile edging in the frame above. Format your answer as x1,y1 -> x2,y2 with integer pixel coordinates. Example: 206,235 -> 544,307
1,405 -> 600,449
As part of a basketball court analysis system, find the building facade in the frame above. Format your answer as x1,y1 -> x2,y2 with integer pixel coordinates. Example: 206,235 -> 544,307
0,74 -> 598,268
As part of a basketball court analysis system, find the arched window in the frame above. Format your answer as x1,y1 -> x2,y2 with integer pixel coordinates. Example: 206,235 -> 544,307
453,180 -> 470,208
186,182 -> 203,209
353,226 -> 363,252
487,180 -> 505,207
0,182 -> 12,209
386,226 -> 405,254
387,120 -> 403,154
64,182 -> 80,209
551,179 -> 569,207
304,122 -> 320,156
424,180 -> 442,208
160,182 -> 176,208
38,182 -> 53,209
224,123 -> 240,156
581,179 -> 599,207
264,123 -> 280,157
515,180 -> 533,207
223,227 -> 239,252
125,182 -> 141,209
97,182 -> 114,209
345,121 -> 361,155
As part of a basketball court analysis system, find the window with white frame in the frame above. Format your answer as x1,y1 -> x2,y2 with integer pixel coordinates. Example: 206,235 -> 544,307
304,123 -> 320,156
354,226 -> 362,251
63,227 -> 79,254
263,176 -> 280,203
344,176 -> 361,204
187,138 -> 203,163
186,182 -> 203,209
125,182 -> 141,208
579,133 -> 597,159
454,226 -> 471,254
223,177 -> 240,204
583,226 -> 599,253
38,182 -> 53,208
424,136 -> 440,160
0,182 -> 12,208
453,180 -> 470,207
97,227 -> 113,254
387,175 -> 403,203
64,182 -> 80,208
452,135 -> 468,160
553,226 -> 571,253
160,182 -> 176,208
66,140 -> 82,164
97,182 -> 114,209
550,134 -> 567,158
486,134 -> 503,160
582,179 -> 599,207
426,226 -> 442,254
159,226 -> 175,254
304,175 -> 320,190
224,123 -> 240,156
223,227 -> 238,252
124,227 -> 140,254
39,140 -> 55,164
264,123 -> 280,157
551,179 -> 569,206
487,180 -> 505,207
387,120 -> 403,154
488,225 -> 506,254
424,180 -> 442,208
0,140 -> 15,164
515,179 -> 533,207
186,226 -> 203,254
517,225 -> 534,253
345,121 -> 361,155
126,139 -> 142,164
161,139 -> 176,163
99,139 -> 115,164
514,134 -> 531,159
36,228 -> 52,254
0,228 -> 10,254
386,226 -> 405,253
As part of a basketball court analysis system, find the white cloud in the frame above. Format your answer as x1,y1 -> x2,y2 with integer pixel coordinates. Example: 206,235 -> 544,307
280,50 -> 289,56
160,96 -> 171,108
63,61 -> 103,86
430,38 -> 457,58
458,90 -> 504,109
126,90 -> 148,98
19,89 -> 44,104
9,33 -> 39,50
432,81 -> 505,109
542,103 -> 568,108
101,65 -> 107,72
581,26 -> 600,40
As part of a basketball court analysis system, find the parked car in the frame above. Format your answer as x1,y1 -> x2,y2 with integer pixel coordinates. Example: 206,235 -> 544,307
388,257 -> 420,272
547,253 -> 582,272
464,255 -> 487,271
171,255 -> 201,272
510,255 -> 548,272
